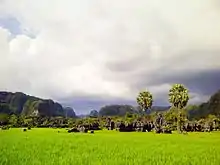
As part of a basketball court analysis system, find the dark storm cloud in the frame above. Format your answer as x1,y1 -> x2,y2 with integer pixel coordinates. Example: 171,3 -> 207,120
127,48 -> 220,93
145,69 -> 220,96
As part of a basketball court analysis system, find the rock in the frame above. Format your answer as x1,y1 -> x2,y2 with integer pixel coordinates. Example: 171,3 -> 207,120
119,122 -> 135,132
0,91 -> 66,117
63,107 -> 76,118
163,130 -> 172,134
155,129 -> 162,134
68,128 -> 79,133
89,110 -> 99,118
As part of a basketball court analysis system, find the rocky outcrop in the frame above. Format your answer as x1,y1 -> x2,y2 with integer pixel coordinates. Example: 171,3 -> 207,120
89,110 -> 99,117
0,91 -> 75,117
63,107 -> 76,118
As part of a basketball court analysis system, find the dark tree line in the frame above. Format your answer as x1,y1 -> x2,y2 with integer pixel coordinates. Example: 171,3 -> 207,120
1,110 -> 220,134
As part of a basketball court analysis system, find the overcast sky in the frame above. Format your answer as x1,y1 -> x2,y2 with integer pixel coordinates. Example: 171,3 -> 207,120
0,0 -> 220,114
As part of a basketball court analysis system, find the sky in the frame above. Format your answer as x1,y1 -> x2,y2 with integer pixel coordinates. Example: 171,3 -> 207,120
0,0 -> 220,114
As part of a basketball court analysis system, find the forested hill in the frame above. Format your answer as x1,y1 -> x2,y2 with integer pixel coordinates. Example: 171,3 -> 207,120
188,90 -> 220,119
0,91 -> 76,118
97,105 -> 170,117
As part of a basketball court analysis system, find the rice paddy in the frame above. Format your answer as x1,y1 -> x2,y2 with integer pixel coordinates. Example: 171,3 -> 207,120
0,128 -> 220,165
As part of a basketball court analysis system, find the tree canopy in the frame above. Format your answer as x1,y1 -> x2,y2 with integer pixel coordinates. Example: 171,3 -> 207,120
136,90 -> 153,112
168,84 -> 189,109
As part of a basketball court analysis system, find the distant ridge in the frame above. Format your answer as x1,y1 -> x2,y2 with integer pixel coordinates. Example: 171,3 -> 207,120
0,91 -> 76,118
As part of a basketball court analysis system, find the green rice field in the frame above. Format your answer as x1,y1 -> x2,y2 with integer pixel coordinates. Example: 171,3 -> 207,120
0,128 -> 220,165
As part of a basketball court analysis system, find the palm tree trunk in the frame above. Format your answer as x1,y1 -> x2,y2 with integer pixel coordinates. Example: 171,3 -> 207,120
177,107 -> 182,133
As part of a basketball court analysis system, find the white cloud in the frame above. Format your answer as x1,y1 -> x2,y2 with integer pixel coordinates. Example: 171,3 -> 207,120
189,92 -> 210,105
0,0 -> 220,105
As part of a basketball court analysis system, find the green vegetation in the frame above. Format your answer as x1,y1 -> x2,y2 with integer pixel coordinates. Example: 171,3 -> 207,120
168,84 -> 189,109
137,90 -> 153,112
168,84 -> 189,132
0,85 -> 220,164
0,128 -> 220,165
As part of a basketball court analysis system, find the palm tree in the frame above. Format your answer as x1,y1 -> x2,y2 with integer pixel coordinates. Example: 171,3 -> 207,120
168,84 -> 189,132
136,90 -> 153,114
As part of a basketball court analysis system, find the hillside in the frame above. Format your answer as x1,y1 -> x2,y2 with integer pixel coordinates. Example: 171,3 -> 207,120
188,90 -> 220,119
0,91 -> 76,118
98,104 -> 170,116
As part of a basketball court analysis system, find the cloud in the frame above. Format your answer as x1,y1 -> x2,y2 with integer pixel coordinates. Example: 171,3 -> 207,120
0,0 -> 220,113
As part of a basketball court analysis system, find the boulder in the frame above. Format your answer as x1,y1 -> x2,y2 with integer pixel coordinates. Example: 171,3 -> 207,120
68,128 -> 79,133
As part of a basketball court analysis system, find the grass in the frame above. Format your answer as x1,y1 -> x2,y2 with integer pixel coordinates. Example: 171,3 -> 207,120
0,129 -> 220,165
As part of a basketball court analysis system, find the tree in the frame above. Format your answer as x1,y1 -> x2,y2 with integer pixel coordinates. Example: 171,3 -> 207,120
9,114 -> 18,127
67,118 -> 75,128
125,112 -> 135,123
0,113 -> 9,125
168,84 -> 189,132
164,108 -> 178,130
136,90 -> 153,113
168,84 -> 189,109
23,117 -> 33,127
